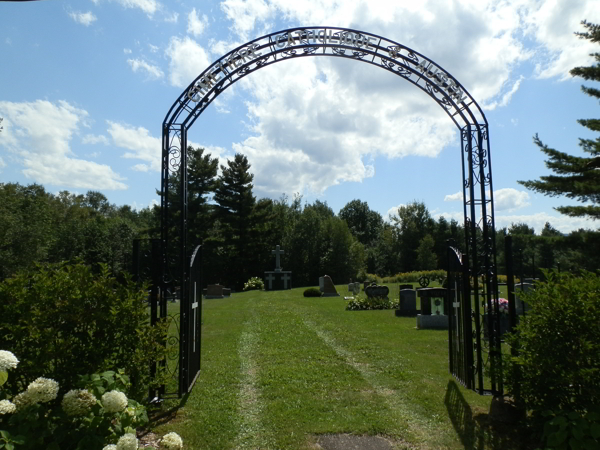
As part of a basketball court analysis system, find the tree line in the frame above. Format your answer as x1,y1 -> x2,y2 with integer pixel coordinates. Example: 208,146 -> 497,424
1,149 -> 598,290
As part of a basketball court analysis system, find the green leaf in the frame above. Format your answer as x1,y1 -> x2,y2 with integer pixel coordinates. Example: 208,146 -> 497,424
552,416 -> 568,427
0,371 -> 8,386
10,436 -> 25,445
47,442 -> 61,450
5,444 -> 13,450
583,439 -> 599,450
570,437 -> 583,450
547,430 -> 568,447
590,423 -> 600,439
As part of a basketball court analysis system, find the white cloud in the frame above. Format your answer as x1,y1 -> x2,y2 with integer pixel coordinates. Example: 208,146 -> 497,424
221,0 -> 274,41
187,8 -> 208,37
5,37 -> 12,45
82,134 -> 109,145
165,36 -> 210,88
132,163 -> 150,172
493,188 -> 530,212
106,121 -> 161,171
0,156 -> 5,169
523,1 -> 600,79
484,76 -> 525,110
0,100 -> 126,190
98,0 -> 160,17
385,204 -> 406,223
445,191 -> 463,202
123,48 -> 132,54
164,11 -> 178,23
148,44 -> 159,53
495,212 -> 597,234
127,58 -> 164,79
233,57 -> 455,197
69,11 -> 97,26
444,188 -> 530,212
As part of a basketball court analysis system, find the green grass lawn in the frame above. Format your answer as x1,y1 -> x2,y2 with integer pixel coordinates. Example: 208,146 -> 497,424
153,285 -> 524,450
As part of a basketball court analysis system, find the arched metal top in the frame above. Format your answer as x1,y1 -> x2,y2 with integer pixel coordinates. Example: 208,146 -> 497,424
164,26 -> 488,132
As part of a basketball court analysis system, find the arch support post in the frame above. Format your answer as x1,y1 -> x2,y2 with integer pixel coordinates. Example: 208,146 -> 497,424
461,123 -> 502,396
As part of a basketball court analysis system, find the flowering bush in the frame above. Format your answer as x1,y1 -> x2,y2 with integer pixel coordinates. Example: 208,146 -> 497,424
161,432 -> 184,449
346,294 -> 399,311
243,277 -> 264,291
0,262 -> 169,401
0,350 -> 183,450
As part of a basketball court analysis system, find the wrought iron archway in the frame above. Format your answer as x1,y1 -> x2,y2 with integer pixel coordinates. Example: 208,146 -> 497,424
160,26 -> 502,397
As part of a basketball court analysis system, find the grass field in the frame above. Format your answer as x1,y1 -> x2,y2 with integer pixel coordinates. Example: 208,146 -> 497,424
153,285 -> 524,450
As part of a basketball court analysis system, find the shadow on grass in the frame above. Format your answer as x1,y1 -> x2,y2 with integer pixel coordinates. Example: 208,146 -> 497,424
145,391 -> 190,430
444,380 -> 529,450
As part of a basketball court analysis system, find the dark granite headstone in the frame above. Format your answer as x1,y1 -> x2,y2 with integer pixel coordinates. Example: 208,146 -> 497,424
395,289 -> 417,317
365,285 -> 389,298
399,284 -> 413,290
322,275 -> 339,297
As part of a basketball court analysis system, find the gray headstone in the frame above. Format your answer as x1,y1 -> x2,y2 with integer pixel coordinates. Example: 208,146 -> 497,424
515,283 -> 534,315
319,277 -> 325,292
399,289 -> 417,315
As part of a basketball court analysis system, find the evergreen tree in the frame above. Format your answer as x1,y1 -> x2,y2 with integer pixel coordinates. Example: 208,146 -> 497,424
213,153 -> 256,288
518,21 -> 600,220
187,146 -> 219,246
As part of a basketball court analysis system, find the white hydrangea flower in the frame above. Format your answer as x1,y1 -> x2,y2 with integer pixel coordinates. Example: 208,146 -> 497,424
0,399 -> 16,415
13,391 -> 36,410
160,432 -> 183,450
0,350 -> 19,371
61,389 -> 97,416
116,433 -> 138,450
102,390 -> 128,413
102,445 -> 117,450
27,377 -> 59,403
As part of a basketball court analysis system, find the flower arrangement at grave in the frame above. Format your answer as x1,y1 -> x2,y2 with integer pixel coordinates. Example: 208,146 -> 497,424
0,349 -> 184,450
483,298 -> 509,314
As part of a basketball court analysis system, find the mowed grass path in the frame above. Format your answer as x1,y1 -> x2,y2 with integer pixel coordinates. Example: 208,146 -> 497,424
155,287 -> 517,450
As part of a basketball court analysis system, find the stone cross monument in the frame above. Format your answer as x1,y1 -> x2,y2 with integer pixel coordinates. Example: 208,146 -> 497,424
264,244 -> 292,290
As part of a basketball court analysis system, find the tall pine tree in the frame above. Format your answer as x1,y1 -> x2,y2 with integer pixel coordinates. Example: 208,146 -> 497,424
518,21 -> 600,220
213,153 -> 256,288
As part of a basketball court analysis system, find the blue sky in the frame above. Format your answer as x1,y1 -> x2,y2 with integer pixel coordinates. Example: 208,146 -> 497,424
1,0 -> 599,234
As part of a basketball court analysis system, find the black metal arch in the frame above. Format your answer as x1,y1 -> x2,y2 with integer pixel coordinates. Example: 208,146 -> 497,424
161,26 -> 501,397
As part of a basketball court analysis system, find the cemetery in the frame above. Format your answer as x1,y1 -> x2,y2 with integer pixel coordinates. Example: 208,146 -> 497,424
0,10 -> 599,450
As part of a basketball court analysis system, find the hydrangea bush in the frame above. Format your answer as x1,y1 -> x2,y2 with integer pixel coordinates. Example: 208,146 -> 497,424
0,262 -> 169,401
243,277 -> 264,291
0,351 -> 183,450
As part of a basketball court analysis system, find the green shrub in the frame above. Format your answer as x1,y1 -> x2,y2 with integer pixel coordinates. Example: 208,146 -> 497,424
346,294 -> 398,311
384,270 -> 446,284
503,270 -> 600,415
243,277 -> 264,291
303,288 -> 322,297
0,262 -> 168,401
539,408 -> 600,450
0,353 -> 165,450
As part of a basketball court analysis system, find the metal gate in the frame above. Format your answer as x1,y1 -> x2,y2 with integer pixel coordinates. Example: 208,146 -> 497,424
181,245 -> 202,395
447,241 -> 503,395
133,239 -> 202,399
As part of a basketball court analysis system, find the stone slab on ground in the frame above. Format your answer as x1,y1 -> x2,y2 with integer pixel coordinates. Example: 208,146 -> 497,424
317,434 -> 394,450
416,314 -> 449,329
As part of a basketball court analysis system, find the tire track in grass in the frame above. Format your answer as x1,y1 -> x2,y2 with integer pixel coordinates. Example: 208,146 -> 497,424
234,317 -> 274,450
301,317 -> 436,446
